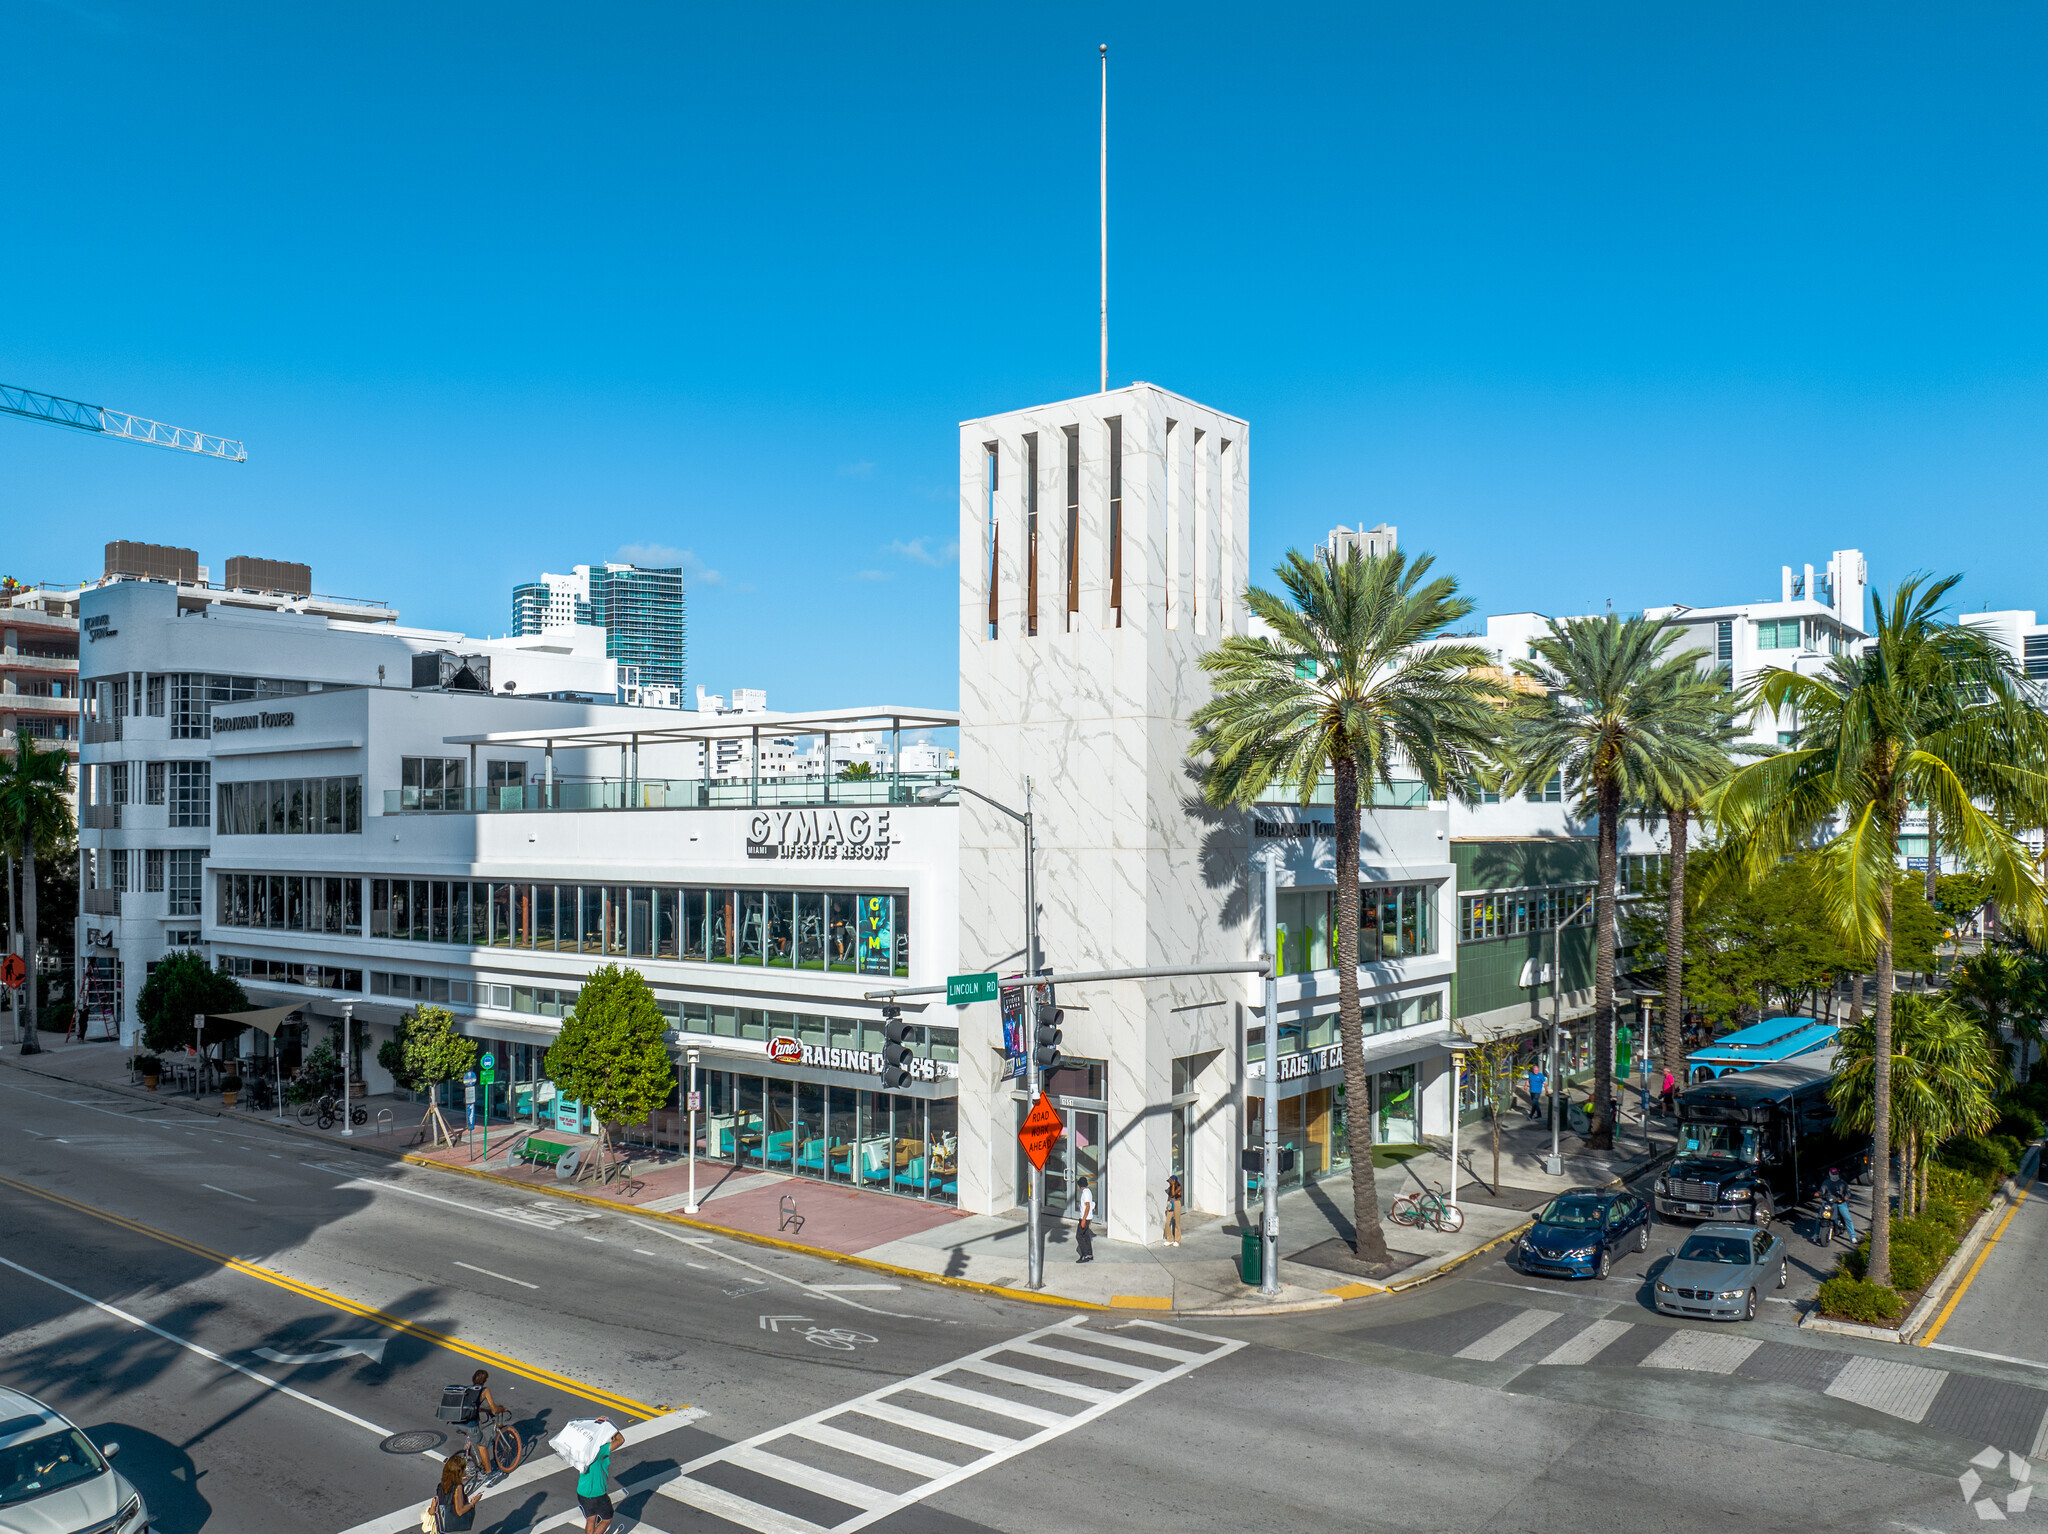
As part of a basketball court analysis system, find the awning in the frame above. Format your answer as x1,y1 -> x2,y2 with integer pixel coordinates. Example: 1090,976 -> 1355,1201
207,1004 -> 305,1036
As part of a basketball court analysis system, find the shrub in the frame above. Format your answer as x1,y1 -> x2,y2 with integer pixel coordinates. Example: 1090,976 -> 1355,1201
1994,1099 -> 2044,1142
1817,1274 -> 1905,1325
2010,1081 -> 2048,1117
135,1054 -> 161,1075
1989,1133 -> 2026,1172
1941,1136 -> 2017,1180
219,1073 -> 242,1093
1928,1161 -> 1995,1213
1886,1244 -> 1935,1293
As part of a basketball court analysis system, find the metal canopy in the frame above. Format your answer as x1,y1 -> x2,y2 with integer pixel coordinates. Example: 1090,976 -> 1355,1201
439,704 -> 958,750
207,1003 -> 305,1036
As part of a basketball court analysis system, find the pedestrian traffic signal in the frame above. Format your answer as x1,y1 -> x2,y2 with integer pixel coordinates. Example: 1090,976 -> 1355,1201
880,1007 -> 913,1089
1033,1003 -> 1064,1072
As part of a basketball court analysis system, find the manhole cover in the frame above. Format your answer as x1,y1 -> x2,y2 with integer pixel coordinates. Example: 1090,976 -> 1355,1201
380,1430 -> 446,1455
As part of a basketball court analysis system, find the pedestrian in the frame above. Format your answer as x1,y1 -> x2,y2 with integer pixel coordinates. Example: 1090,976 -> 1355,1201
1659,1068 -> 1676,1117
1163,1172 -> 1183,1247
425,1450 -> 480,1531
576,1424 -> 626,1534
1074,1176 -> 1095,1263
1526,1064 -> 1547,1120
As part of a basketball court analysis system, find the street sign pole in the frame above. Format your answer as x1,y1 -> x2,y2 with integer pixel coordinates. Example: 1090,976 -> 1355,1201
1023,781 -> 1044,1291
340,1002 -> 355,1138
1260,858 -> 1280,1297
685,1047 -> 701,1214
480,1051 -> 495,1165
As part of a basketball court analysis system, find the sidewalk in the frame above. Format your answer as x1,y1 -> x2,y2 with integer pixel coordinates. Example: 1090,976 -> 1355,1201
4,1038 -> 1672,1315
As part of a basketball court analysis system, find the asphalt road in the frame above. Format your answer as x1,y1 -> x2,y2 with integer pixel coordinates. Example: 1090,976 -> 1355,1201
1922,1161 -> 2044,1370
1,1061 -> 2040,1534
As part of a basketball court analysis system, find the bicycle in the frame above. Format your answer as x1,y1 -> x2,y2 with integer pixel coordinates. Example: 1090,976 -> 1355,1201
459,1411 -> 529,1491
1389,1182 -> 1465,1233
296,1093 -> 369,1130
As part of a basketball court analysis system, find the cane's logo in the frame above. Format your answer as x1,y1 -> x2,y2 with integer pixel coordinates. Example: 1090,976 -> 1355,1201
767,1035 -> 804,1066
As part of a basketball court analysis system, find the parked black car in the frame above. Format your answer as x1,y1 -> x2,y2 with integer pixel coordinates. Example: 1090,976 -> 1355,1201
1514,1187 -> 1653,1279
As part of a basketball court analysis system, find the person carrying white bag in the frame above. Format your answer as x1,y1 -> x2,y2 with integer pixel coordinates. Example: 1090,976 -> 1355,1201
547,1418 -> 626,1533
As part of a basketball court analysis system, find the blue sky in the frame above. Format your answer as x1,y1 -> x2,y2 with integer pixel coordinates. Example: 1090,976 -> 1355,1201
6,3 -> 2047,708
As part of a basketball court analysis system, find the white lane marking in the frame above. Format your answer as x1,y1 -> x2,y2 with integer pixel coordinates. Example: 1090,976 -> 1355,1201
0,1252 -> 394,1442
334,1176 -> 581,1230
334,1406 -> 709,1534
1537,1318 -> 1633,1367
254,1339 -> 389,1366
813,1283 -> 900,1293
20,1128 -> 46,1137
202,1184 -> 257,1202
631,1223 -> 925,1319
454,1260 -> 538,1290
634,1248 -> 655,1256
1639,1330 -> 1761,1375
1923,1341 -> 2048,1373
638,1316 -> 1240,1534
582,1235 -> 604,1243
1456,1308 -> 1563,1361
1825,1354 -> 1949,1423
686,1261 -> 708,1269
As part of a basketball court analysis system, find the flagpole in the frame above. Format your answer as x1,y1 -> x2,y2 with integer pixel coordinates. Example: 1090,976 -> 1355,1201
1099,43 -> 1108,395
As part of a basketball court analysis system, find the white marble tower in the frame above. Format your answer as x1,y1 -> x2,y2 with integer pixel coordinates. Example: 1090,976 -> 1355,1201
955,382 -> 1257,1245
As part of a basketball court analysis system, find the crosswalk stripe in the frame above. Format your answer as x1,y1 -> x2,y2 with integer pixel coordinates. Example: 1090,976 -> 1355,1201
727,1445 -> 894,1511
845,1399 -> 1016,1454
1002,1340 -> 1162,1381
795,1422 -> 961,1480
913,1378 -> 1076,1429
1455,1308 -> 1562,1361
1640,1331 -> 1762,1375
1538,1319 -> 1633,1367
1825,1355 -> 1949,1424
2031,1401 -> 2048,1460
954,1356 -> 1118,1403
659,1474 -> 829,1534
1072,1329 -> 1209,1362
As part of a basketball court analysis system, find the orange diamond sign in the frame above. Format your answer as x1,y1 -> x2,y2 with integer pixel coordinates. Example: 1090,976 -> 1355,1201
1018,1094 -> 1065,1171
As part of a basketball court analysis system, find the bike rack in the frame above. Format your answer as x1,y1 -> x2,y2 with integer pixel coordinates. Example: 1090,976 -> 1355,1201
376,1109 -> 393,1137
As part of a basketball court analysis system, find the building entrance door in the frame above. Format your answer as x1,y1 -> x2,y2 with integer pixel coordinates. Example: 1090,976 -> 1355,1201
1036,1107 -> 1104,1224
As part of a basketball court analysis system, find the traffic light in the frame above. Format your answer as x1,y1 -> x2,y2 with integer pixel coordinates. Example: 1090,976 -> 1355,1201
880,1007 -> 912,1089
1033,1003 -> 1064,1072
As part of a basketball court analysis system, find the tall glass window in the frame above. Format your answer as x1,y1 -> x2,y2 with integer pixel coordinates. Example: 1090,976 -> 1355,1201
683,889 -> 707,960
738,890 -> 766,964
608,886 -> 629,955
656,888 -> 679,958
828,894 -> 857,970
767,891 -> 794,967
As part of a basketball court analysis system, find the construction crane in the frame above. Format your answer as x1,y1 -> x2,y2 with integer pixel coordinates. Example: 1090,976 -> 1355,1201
0,381 -> 246,462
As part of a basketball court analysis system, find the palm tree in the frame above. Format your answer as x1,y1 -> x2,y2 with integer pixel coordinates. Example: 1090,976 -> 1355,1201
1707,574 -> 2048,1284
1831,992 -> 1998,1218
0,735 -> 74,1053
1507,615 -> 1738,1148
1192,546 -> 1504,1264
1947,947 -> 2035,1082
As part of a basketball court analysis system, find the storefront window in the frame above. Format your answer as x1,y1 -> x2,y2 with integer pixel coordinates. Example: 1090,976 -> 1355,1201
707,889 -> 732,961
794,1082 -> 825,1173
630,886 -> 654,957
764,1080 -> 795,1168
827,1088 -> 857,1183
859,894 -> 892,975
927,1099 -> 958,1205
767,891 -> 794,966
490,884 -> 511,946
828,894 -> 858,970
682,890 -> 706,960
738,890 -> 766,964
797,892 -> 825,968
1376,1064 -> 1418,1144
1276,889 -> 1329,975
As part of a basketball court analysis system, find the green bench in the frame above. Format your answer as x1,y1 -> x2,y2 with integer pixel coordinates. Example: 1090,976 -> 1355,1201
516,1135 -> 574,1170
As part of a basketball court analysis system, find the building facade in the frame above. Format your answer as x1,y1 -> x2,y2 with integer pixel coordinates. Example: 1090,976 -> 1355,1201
2,584 -> 81,766
514,563 -> 688,703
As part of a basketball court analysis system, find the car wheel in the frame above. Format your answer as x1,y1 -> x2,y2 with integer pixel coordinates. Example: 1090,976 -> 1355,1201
1776,1262 -> 1787,1290
1753,1202 -> 1773,1228
1597,1247 -> 1611,1280
1744,1288 -> 1757,1321
1635,1224 -> 1649,1254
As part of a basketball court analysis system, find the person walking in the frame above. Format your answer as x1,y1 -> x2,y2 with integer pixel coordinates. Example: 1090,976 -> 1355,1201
576,1424 -> 626,1534
1526,1064 -> 1547,1121
427,1450 -> 480,1531
1658,1068 -> 1677,1118
1074,1176 -> 1095,1263
1163,1172 -> 1183,1247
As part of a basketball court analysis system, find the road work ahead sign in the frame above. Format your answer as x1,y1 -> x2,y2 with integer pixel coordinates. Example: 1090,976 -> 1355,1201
1018,1095 -> 1065,1171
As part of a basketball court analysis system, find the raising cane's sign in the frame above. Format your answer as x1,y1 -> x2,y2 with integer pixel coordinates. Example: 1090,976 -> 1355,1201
767,1035 -> 805,1065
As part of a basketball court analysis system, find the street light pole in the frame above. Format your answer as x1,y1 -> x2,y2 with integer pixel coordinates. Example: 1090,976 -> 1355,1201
340,1002 -> 354,1137
1260,856 -> 1280,1297
685,1046 -> 701,1214
1547,906 -> 1564,1176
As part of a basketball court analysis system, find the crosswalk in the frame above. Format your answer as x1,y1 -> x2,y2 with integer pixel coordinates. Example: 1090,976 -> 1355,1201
641,1316 -> 1241,1533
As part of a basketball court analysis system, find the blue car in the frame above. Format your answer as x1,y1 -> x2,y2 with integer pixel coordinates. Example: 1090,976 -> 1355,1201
1515,1187 -> 1653,1280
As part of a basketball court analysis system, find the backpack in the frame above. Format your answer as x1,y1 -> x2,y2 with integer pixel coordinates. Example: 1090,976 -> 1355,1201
436,1384 -> 483,1424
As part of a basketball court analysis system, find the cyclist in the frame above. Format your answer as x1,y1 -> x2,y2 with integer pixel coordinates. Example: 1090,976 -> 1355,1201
463,1369 -> 505,1478
1817,1167 -> 1857,1244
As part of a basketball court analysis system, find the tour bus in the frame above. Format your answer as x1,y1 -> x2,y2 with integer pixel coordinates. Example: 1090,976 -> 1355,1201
1653,1055 -> 1870,1227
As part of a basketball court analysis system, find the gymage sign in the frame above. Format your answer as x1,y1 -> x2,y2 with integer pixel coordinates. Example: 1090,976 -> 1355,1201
746,808 -> 894,862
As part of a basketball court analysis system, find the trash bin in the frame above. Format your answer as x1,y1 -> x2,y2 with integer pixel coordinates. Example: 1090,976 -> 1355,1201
1239,1226 -> 1262,1287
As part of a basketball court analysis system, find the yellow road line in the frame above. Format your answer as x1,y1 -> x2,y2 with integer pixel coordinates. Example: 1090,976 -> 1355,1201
1918,1173 -> 2033,1348
0,1172 -> 661,1420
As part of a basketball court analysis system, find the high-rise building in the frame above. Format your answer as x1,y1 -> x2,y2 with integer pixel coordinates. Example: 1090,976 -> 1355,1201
511,562 -> 687,702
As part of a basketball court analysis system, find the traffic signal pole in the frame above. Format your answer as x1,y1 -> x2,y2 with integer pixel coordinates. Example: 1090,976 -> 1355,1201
1260,857 -> 1281,1296
1022,780 -> 1045,1292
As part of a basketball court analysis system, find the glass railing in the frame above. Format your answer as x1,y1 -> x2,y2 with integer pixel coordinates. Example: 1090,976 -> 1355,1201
1264,775 -> 1431,809
382,772 -> 957,815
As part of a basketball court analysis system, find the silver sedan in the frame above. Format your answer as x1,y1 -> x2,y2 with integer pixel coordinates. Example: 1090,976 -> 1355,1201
1653,1223 -> 1787,1322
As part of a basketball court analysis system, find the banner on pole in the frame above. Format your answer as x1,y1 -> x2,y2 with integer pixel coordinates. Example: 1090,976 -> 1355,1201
999,980 -> 1027,1081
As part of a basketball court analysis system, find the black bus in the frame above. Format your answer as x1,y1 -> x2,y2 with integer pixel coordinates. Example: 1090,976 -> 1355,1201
1653,1058 -> 1871,1227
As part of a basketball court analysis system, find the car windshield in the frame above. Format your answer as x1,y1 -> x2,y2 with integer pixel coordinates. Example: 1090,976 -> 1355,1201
0,1428 -> 106,1508
1677,1236 -> 1752,1265
1678,1122 -> 1759,1163
1536,1197 -> 1608,1229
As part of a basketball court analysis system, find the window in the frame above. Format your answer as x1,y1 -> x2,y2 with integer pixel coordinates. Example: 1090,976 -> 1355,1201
1459,885 -> 1594,941
217,777 -> 361,834
401,757 -> 466,812
1064,424 -> 1081,621
1468,777 -> 1501,805
1024,432 -> 1039,637
145,762 -> 166,805
1756,618 -> 1801,650
145,849 -> 165,893
1716,620 -> 1733,664
1621,855 -> 1667,896
1106,415 -> 1123,623
169,673 -> 306,738
168,849 -> 204,916
146,675 -> 165,716
1524,772 -> 1563,804
984,440 -> 999,640
108,848 -> 129,892
168,761 -> 210,827
2025,634 -> 2048,681
1777,731 -> 1798,748
108,762 -> 128,805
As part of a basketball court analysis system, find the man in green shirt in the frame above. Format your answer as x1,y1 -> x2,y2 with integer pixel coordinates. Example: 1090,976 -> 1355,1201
576,1425 -> 626,1534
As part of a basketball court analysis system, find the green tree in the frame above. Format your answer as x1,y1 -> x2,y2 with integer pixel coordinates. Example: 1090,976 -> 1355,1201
135,951 -> 250,1056
1707,574 -> 2048,1284
1947,947 -> 2040,1081
0,735 -> 73,1050
838,761 -> 876,782
1935,871 -> 1996,933
1191,545 -> 1503,1263
1463,1036 -> 1522,1195
1508,615 -> 1737,1146
1831,992 -> 1998,1220
386,1004 -> 478,1143
544,965 -> 674,1165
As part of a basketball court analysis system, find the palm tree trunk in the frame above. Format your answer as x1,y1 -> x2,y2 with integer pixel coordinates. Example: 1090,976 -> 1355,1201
18,832 -> 38,1053
1662,807 -> 1687,1107
1333,757 -> 1390,1264
1924,806 -> 1938,906
1590,776 -> 1620,1149
1870,879 -> 1895,1286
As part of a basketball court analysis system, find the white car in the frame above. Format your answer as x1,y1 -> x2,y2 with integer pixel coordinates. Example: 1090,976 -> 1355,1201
0,1389 -> 148,1534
